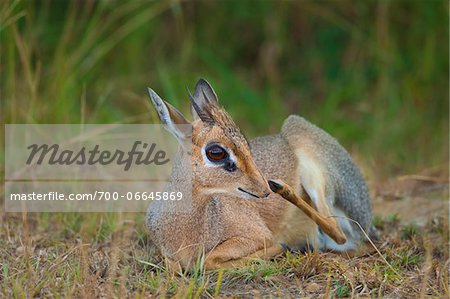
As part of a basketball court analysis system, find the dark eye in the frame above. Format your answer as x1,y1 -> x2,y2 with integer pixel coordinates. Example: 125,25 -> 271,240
205,145 -> 228,161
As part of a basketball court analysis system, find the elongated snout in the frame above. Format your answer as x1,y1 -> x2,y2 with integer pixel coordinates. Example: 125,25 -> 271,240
247,171 -> 271,198
236,170 -> 271,199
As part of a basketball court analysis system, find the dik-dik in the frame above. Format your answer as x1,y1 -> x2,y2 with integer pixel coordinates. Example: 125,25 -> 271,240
146,79 -> 377,270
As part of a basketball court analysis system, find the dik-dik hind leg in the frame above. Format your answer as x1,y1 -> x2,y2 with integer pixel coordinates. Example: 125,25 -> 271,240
204,238 -> 283,270
296,151 -> 345,239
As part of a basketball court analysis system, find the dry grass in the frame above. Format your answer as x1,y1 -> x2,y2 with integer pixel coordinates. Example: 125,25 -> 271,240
1,178 -> 448,298
1,1 -> 448,298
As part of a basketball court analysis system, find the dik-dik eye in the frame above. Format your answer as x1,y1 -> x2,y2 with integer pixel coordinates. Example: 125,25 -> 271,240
205,144 -> 228,162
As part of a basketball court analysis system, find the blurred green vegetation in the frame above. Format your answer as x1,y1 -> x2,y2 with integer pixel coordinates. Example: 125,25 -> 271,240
1,0 -> 448,176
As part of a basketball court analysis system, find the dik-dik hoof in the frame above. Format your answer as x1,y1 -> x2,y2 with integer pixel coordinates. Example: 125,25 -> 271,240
268,179 -> 283,193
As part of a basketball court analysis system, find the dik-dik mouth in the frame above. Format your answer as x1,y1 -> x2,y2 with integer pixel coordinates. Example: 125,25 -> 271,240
237,187 -> 259,198
237,187 -> 270,199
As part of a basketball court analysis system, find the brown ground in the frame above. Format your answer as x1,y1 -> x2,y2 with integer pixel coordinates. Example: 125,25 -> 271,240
1,171 -> 448,298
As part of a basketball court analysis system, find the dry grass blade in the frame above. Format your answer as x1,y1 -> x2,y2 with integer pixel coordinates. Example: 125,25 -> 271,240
333,215 -> 403,278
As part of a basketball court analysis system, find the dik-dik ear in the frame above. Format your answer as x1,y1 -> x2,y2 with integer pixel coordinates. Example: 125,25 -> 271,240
147,88 -> 191,144
188,78 -> 218,125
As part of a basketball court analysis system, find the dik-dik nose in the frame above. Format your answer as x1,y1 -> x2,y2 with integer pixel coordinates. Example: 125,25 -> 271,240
261,190 -> 271,198
253,178 -> 271,198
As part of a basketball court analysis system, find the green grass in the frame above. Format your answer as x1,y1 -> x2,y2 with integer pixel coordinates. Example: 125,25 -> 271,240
1,0 -> 449,297
334,281 -> 351,298
1,0 -> 448,175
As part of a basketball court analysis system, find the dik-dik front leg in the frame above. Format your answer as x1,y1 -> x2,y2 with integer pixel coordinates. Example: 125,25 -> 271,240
204,237 -> 283,270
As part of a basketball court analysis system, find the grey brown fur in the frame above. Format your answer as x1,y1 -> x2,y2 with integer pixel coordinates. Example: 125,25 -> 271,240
146,79 -> 377,270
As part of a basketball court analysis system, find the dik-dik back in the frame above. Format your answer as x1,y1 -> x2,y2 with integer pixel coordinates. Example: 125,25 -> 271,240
146,79 -> 376,270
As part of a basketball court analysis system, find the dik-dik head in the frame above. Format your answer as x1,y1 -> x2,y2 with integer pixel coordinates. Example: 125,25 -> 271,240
148,79 -> 270,199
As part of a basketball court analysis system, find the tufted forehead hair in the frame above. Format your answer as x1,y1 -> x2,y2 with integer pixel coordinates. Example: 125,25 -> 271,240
192,103 -> 249,148
148,78 -> 252,152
